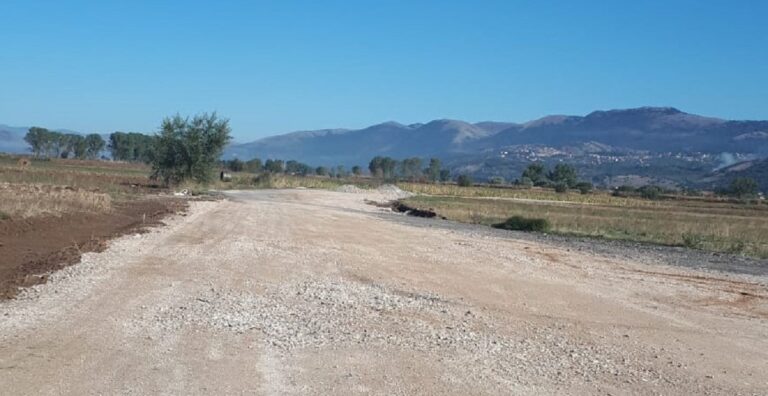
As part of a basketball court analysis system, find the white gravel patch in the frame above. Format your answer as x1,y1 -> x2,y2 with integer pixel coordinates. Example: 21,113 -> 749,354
130,276 -> 671,389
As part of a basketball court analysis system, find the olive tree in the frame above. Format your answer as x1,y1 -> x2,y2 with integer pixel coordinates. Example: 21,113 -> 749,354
151,113 -> 231,185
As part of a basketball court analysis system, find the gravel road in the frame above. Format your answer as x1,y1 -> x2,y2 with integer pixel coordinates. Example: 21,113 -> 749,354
1,189 -> 767,395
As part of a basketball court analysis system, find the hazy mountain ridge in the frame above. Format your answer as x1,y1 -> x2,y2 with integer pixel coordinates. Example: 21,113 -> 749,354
5,107 -> 768,190
224,107 -> 768,162
220,107 -> 768,190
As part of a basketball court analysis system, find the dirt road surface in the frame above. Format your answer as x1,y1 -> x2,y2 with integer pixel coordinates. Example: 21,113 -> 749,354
1,189 -> 767,395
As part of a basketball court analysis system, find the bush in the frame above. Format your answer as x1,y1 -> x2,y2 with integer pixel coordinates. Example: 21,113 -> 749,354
554,183 -> 568,193
682,232 -> 705,249
638,185 -> 663,200
575,182 -> 593,194
492,216 -> 550,232
457,174 -> 473,187
612,185 -> 636,197
488,176 -> 505,185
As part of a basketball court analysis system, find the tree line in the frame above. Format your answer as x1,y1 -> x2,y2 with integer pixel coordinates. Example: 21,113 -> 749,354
221,155 -> 452,182
517,163 -> 592,193
24,127 -> 158,162
24,127 -> 105,159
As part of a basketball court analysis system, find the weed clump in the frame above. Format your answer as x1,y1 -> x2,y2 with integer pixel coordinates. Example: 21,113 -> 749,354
492,216 -> 550,232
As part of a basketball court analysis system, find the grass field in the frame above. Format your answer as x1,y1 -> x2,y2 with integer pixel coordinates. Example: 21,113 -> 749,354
401,194 -> 768,258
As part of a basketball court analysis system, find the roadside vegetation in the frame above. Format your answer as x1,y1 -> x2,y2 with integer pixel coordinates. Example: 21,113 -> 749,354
7,120 -> 766,259
400,195 -> 768,258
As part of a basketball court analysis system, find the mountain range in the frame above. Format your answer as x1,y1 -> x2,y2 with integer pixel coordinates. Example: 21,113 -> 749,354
224,107 -> 768,162
4,107 -> 768,190
222,107 -> 768,189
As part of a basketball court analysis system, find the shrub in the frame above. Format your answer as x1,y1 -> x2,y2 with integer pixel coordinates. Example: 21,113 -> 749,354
575,182 -> 593,194
492,216 -> 550,232
457,174 -> 473,187
612,185 -> 635,197
638,185 -> 663,200
488,176 -> 505,185
554,183 -> 568,193
682,232 -> 705,249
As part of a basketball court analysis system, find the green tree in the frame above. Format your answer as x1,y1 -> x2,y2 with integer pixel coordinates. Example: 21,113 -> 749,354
729,177 -> 758,198
368,156 -> 384,177
72,134 -> 88,159
244,158 -> 262,173
264,159 -> 284,173
426,158 -> 441,182
315,166 -> 328,176
457,174 -> 473,187
24,127 -> 49,157
109,132 -> 154,162
284,160 -> 312,175
368,156 -> 398,179
400,157 -> 422,180
351,165 -> 362,176
335,165 -> 346,178
548,164 -> 578,187
522,163 -> 546,185
575,182 -> 593,194
150,113 -> 231,185
439,169 -> 451,182
84,134 -> 105,159
227,158 -> 244,172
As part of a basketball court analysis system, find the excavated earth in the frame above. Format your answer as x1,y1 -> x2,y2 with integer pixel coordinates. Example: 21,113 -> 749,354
0,189 -> 766,395
0,197 -> 187,299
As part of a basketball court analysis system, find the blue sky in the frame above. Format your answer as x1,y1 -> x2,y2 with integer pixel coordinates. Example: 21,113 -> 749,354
1,1 -> 766,141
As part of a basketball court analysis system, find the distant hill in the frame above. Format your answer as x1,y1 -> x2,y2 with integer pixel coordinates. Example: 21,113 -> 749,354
7,107 -> 768,189
476,107 -> 768,154
225,119 -> 500,165
225,106 -> 768,160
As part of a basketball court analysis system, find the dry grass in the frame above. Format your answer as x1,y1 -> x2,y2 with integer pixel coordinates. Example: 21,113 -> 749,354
0,183 -> 112,219
0,155 -> 160,196
0,155 -> 156,219
204,173 -> 376,191
403,195 -> 768,258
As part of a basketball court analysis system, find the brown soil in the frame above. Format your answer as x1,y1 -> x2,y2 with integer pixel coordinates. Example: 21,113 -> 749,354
0,197 -> 187,299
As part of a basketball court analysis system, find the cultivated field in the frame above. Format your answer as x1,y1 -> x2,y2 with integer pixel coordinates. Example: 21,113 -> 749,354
398,184 -> 768,258
0,155 -> 185,298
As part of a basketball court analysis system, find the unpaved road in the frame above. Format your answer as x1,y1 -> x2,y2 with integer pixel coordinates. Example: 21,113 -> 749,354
1,189 -> 767,395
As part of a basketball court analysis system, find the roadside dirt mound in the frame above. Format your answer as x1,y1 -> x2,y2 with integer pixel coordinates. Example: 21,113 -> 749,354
376,184 -> 414,200
0,198 -> 187,299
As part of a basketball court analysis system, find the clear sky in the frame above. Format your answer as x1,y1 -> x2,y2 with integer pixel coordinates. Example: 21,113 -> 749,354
1,1 -> 767,141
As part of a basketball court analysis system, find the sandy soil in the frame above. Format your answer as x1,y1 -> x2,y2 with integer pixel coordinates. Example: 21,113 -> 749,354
1,189 -> 766,395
